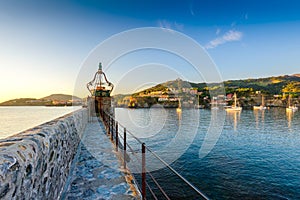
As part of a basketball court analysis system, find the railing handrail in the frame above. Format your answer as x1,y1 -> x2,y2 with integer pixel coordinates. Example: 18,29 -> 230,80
99,109 -> 209,200
102,111 -> 145,144
146,147 -> 209,200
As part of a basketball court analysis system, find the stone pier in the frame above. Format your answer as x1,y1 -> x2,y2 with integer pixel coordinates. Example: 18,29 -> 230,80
61,118 -> 138,200
0,109 -> 87,199
0,109 -> 139,200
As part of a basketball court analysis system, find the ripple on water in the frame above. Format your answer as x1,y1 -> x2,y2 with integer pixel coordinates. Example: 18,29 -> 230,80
116,108 -> 300,199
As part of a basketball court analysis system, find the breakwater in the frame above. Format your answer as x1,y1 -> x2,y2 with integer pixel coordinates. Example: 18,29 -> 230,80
0,108 -> 87,199
61,117 -> 138,199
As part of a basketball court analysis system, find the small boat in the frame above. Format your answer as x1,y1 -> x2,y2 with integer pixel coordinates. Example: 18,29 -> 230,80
211,106 -> 219,110
195,104 -> 205,109
253,105 -> 267,110
225,93 -> 242,112
253,95 -> 266,110
286,94 -> 298,112
286,106 -> 298,112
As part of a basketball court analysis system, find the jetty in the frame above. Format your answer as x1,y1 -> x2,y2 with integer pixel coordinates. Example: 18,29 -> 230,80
61,118 -> 137,199
0,63 -> 209,200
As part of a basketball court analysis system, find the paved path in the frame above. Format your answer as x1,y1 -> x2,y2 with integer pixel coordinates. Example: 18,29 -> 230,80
61,119 -> 138,200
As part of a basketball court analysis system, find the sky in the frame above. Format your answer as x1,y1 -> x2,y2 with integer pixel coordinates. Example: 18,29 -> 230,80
0,0 -> 300,102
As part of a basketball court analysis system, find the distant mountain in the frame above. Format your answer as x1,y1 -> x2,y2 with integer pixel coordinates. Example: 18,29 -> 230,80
292,73 -> 300,78
0,98 -> 42,106
0,94 -> 82,106
41,94 -> 81,101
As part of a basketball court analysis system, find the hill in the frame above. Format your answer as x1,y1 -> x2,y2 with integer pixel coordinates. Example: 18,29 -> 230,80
222,75 -> 300,94
114,74 -> 300,108
41,94 -> 81,101
292,73 -> 300,78
0,94 -> 82,106
0,98 -> 45,106
133,74 -> 300,96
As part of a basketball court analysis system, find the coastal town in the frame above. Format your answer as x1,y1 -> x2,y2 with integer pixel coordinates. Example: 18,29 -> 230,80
1,75 -> 299,110
113,75 -> 300,109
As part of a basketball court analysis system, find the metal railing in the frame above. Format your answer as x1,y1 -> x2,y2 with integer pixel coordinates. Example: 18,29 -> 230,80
99,109 -> 209,200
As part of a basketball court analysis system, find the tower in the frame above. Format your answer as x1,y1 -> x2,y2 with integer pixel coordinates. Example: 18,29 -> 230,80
87,63 -> 114,117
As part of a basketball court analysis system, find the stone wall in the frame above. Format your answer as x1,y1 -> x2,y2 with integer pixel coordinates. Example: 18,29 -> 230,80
0,108 -> 88,199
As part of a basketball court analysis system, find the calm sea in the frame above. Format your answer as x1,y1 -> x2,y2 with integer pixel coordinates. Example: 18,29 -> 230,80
115,108 -> 300,199
0,106 -> 81,139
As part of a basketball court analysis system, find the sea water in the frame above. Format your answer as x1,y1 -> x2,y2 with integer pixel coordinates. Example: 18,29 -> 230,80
115,108 -> 300,199
0,106 -> 81,139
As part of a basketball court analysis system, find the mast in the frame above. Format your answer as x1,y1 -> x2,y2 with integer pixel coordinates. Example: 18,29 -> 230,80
234,93 -> 237,107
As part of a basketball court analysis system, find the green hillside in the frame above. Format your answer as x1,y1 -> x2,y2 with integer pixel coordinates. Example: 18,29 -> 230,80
134,74 -> 300,96
223,75 -> 300,94
113,74 -> 300,108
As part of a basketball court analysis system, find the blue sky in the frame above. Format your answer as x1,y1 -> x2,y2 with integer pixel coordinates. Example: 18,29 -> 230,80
0,0 -> 300,101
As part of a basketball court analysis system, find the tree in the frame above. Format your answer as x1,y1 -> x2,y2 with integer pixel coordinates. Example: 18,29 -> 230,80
282,82 -> 300,93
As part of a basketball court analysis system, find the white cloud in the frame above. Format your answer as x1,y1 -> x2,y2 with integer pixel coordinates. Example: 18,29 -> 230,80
158,20 -> 184,32
158,20 -> 172,30
189,1 -> 195,16
216,28 -> 221,35
205,30 -> 243,49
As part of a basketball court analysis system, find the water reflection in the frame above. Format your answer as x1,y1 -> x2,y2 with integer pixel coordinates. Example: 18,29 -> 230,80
226,111 -> 241,131
116,108 -> 300,199
253,109 -> 265,129
286,110 -> 293,129
176,108 -> 182,122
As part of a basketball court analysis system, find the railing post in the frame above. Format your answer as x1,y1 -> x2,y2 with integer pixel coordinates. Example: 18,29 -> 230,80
142,143 -> 146,200
111,118 -> 113,141
108,115 -> 110,135
123,128 -> 126,169
106,113 -> 108,127
115,121 -> 118,151
102,112 -> 106,127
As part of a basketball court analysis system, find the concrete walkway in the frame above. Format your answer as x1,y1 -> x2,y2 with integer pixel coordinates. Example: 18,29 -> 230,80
61,118 -> 138,200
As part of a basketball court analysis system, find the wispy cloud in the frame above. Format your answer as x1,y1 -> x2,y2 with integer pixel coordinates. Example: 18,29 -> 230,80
158,20 -> 184,31
158,20 -> 172,30
205,30 -> 243,49
189,1 -> 195,16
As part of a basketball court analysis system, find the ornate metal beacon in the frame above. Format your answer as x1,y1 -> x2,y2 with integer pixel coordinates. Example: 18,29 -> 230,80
87,63 -> 114,117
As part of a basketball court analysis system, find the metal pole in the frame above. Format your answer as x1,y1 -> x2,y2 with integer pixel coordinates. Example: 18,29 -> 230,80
142,143 -> 146,200
108,115 -> 110,135
110,117 -> 113,141
123,128 -> 126,169
115,122 -> 118,151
